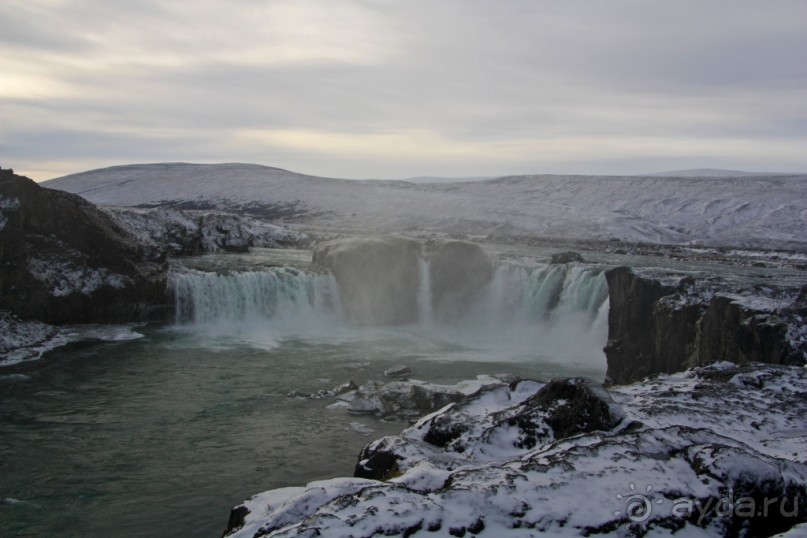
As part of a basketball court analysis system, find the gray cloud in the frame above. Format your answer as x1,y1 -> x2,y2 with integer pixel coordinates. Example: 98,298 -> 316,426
1,0 -> 805,180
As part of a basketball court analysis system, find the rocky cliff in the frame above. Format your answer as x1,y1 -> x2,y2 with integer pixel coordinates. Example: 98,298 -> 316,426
0,170 -> 169,324
605,266 -> 806,384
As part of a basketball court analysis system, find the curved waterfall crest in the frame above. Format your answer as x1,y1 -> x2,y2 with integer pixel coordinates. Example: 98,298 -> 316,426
171,260 -> 608,331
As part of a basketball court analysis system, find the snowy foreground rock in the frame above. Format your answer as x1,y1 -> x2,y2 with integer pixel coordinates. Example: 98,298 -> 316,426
225,363 -> 807,537
289,375 -> 516,419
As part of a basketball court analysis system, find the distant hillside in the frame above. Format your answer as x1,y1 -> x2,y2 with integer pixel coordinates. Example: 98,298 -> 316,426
645,168 -> 795,178
43,163 -> 807,251
404,175 -> 494,183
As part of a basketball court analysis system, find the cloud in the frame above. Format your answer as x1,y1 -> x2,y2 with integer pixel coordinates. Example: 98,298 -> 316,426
1,0 -> 805,180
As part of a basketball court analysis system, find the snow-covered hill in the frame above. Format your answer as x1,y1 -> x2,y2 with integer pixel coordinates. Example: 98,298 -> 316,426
43,163 -> 807,251
644,168 -> 790,178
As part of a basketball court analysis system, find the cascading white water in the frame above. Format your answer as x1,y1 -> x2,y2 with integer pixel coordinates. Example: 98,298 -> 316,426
417,256 -> 434,327
456,263 -> 607,327
434,262 -> 609,366
172,261 -> 607,328
172,267 -> 341,326
170,260 -> 609,366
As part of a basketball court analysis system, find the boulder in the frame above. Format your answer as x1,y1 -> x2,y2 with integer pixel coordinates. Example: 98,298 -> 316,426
549,251 -> 585,264
0,171 -> 168,324
419,378 -> 623,452
313,236 -> 421,325
384,365 -> 411,378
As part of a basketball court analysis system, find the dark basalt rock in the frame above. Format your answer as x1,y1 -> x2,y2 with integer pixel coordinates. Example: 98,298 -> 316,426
549,251 -> 585,264
509,377 -> 624,444
222,505 -> 249,536
698,296 -> 799,366
604,266 -> 806,385
604,267 -> 683,384
0,171 -> 168,324
354,437 -> 406,480
418,378 -> 623,453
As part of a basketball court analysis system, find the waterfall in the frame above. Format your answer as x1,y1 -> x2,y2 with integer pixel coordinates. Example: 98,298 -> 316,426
169,259 -> 608,365
417,256 -> 434,327
172,267 -> 341,326
456,263 -> 608,328
430,262 -> 609,367
171,261 -> 607,329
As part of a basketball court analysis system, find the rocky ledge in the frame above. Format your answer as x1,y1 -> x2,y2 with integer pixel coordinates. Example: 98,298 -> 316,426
605,267 -> 807,384
224,363 -> 807,537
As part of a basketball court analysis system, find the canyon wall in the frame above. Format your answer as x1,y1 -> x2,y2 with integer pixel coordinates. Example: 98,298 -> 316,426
604,266 -> 806,384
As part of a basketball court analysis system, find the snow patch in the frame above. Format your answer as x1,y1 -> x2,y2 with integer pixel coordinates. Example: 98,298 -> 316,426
27,257 -> 128,297
0,195 -> 20,230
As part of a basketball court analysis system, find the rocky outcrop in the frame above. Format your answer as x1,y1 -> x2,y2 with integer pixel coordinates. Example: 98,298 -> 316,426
425,240 -> 492,323
698,295 -> 804,366
224,363 -> 807,538
104,207 -> 302,256
289,375 -> 511,421
0,171 -> 168,324
0,310 -> 56,355
549,250 -> 585,264
604,267 -> 806,384
313,236 -> 422,325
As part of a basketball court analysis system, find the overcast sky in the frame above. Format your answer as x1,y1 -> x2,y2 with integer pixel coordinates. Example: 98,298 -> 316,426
1,0 -> 806,181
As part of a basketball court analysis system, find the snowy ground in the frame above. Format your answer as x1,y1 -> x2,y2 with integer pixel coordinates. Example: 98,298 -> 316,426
225,363 -> 807,537
43,163 -> 807,252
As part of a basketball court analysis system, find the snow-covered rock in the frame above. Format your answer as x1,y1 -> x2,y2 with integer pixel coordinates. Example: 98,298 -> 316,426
295,375 -> 511,419
0,310 -> 58,363
225,363 -> 807,537
103,207 -> 303,256
43,163 -> 807,251
0,172 -> 168,325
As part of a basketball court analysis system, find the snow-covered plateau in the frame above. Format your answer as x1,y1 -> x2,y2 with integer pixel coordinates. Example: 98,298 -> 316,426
43,163 -> 807,252
225,363 -> 807,538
